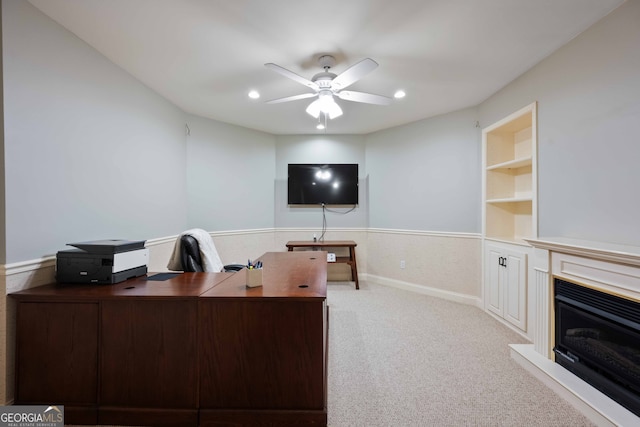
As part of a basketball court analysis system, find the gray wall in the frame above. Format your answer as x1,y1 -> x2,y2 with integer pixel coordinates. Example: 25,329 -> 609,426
478,0 -> 640,246
274,135 -> 368,230
186,114 -> 275,231
3,0 -> 639,263
3,0 -> 188,262
366,108 -> 480,232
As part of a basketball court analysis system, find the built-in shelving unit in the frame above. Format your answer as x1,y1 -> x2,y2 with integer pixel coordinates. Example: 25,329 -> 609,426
483,103 -> 537,245
482,102 -> 537,336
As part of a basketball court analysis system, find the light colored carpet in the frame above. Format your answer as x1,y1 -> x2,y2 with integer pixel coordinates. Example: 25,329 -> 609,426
67,280 -> 594,426
326,280 -> 594,426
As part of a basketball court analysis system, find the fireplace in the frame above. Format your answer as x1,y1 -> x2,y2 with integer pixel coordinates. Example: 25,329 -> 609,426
554,278 -> 640,416
509,238 -> 640,424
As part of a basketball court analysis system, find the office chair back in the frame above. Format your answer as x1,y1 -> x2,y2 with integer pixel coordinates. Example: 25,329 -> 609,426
180,234 -> 205,272
179,234 -> 244,273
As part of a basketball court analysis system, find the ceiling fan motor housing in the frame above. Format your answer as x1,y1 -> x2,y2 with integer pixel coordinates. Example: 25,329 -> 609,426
312,72 -> 337,88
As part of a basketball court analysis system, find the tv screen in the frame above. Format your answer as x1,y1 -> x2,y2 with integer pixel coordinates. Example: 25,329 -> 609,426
288,164 -> 358,205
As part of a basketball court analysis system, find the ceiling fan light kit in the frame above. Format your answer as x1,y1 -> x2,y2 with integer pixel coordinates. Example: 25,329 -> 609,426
265,55 -> 391,128
306,90 -> 343,119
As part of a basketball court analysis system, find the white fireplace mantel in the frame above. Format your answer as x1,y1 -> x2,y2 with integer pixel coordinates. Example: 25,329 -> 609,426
525,237 -> 640,267
511,237 -> 640,427
528,237 -> 640,311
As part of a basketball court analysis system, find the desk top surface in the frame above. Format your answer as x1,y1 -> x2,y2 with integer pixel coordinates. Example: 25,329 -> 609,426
10,271 -> 232,299
286,240 -> 356,248
10,252 -> 327,300
200,251 -> 327,299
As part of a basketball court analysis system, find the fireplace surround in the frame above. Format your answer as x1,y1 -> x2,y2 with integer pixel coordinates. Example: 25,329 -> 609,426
512,237 -> 640,426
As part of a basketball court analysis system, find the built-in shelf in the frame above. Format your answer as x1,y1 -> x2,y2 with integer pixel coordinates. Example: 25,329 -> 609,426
486,156 -> 533,171
486,236 -> 533,247
483,102 -> 537,241
486,196 -> 533,204
485,199 -> 533,241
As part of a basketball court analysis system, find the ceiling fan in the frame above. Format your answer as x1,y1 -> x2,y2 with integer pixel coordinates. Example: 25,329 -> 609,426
264,55 -> 391,120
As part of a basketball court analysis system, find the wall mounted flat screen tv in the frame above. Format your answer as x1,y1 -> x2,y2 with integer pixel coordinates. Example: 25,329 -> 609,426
288,163 -> 358,205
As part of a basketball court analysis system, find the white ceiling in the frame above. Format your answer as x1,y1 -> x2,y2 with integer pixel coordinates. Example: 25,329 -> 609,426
28,0 -> 624,135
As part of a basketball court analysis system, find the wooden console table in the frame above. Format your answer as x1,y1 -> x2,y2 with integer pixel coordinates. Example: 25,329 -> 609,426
286,240 -> 359,289
11,252 -> 328,427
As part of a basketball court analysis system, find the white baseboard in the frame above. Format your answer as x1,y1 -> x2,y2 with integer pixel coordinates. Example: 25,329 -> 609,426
364,273 -> 482,307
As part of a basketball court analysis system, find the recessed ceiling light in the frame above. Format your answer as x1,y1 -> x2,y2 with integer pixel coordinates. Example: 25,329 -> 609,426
316,123 -> 325,130
248,90 -> 260,99
394,90 -> 406,99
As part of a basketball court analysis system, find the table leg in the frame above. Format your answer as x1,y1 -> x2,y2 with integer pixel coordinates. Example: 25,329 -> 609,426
350,246 -> 359,290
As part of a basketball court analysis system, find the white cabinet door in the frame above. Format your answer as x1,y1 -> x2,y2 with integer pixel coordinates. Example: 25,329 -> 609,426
484,243 -> 527,332
503,248 -> 527,331
485,246 -> 504,317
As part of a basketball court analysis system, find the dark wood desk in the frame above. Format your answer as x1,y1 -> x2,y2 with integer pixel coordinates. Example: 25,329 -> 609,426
198,252 -> 328,426
11,252 -> 328,427
286,240 -> 359,289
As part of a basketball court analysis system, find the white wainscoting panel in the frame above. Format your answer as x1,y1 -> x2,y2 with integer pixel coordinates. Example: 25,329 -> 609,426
367,229 -> 482,299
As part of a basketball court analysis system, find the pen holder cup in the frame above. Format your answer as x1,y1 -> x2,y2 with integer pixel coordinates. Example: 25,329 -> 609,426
246,268 -> 263,288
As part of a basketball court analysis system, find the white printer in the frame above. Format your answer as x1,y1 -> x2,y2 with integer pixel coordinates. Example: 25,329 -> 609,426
56,239 -> 148,284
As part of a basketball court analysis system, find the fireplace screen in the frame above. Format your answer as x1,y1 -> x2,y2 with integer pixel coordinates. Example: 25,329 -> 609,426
554,278 -> 640,416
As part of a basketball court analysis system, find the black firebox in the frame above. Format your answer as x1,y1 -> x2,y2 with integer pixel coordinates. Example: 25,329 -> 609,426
554,278 -> 640,416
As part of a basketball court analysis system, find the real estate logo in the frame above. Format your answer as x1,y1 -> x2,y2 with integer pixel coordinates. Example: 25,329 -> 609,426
0,405 -> 63,427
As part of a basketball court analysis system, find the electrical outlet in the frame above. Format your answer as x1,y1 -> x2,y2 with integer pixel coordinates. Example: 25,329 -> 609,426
400,260 -> 405,269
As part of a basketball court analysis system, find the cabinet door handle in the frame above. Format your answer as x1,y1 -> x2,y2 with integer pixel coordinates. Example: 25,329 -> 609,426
498,256 -> 508,268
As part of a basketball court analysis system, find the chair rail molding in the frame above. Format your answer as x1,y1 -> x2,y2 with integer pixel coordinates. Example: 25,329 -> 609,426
368,228 -> 481,239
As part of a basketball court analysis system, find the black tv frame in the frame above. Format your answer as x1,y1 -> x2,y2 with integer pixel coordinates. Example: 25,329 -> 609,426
287,163 -> 359,206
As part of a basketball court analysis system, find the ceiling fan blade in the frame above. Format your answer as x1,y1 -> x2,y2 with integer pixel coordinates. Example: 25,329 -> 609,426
265,93 -> 317,104
331,58 -> 378,90
336,90 -> 392,105
265,63 -> 319,91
